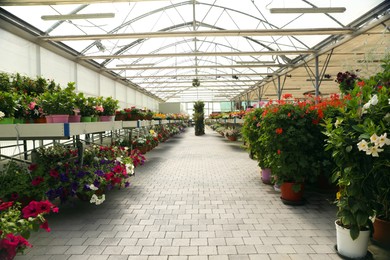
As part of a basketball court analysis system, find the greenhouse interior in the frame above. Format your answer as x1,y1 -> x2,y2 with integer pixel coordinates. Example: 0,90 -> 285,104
0,0 -> 389,259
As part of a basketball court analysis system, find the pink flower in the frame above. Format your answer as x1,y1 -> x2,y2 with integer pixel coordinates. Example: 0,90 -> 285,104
0,201 -> 13,211
31,176 -> 44,186
49,169 -> 59,178
40,221 -> 51,232
28,102 -> 36,110
95,105 -> 104,112
22,201 -> 39,218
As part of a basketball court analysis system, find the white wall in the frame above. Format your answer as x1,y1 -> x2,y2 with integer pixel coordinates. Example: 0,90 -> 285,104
0,28 -> 159,110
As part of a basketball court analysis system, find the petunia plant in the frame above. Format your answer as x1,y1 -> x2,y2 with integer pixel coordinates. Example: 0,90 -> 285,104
0,200 -> 58,260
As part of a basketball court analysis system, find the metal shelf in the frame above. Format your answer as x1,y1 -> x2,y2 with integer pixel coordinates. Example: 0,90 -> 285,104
0,120 -> 183,140
0,121 -> 122,140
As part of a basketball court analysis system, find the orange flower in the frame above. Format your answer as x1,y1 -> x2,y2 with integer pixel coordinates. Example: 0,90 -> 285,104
275,128 -> 283,135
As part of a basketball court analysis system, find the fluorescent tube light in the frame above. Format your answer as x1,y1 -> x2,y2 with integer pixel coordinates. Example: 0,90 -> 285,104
41,13 -> 115,21
270,7 -> 346,14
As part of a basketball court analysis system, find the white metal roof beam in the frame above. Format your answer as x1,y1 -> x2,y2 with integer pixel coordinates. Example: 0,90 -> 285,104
79,50 -> 315,59
40,28 -> 353,41
124,73 -> 275,78
111,64 -> 289,70
0,0 -> 164,5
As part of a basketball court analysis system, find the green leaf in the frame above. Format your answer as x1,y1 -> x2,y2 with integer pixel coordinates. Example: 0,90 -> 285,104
351,125 -> 364,133
350,225 -> 360,240
356,211 -> 368,227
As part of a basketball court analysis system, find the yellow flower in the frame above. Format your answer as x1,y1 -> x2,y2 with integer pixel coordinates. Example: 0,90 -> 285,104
336,191 -> 341,200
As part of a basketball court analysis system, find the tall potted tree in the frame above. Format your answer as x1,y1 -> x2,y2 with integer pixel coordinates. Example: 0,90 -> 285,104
194,101 -> 205,136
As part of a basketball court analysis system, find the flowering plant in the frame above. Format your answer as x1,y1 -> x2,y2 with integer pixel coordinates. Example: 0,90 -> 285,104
98,96 -> 119,116
324,57 -> 390,239
0,91 -> 16,118
40,83 -> 76,115
0,200 -> 58,260
224,128 -> 241,138
0,162 -> 47,203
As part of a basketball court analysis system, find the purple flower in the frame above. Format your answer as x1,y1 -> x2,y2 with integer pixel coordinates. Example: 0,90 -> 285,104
94,169 -> 104,176
93,179 -> 101,187
107,184 -> 113,191
60,173 -> 69,182
125,182 -> 130,188
71,181 -> 79,191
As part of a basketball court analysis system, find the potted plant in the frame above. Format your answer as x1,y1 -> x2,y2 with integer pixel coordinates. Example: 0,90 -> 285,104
242,107 -> 274,184
0,91 -> 16,124
77,95 -> 97,122
0,199 -> 58,260
194,101 -> 205,136
224,127 -> 240,141
98,96 -> 119,121
324,57 -> 390,257
40,83 -> 76,123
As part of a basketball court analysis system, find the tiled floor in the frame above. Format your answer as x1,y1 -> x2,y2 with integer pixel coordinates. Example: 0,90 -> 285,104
15,127 -> 389,260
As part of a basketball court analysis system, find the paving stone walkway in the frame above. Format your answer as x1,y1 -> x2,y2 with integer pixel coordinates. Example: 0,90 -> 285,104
16,127 -> 355,260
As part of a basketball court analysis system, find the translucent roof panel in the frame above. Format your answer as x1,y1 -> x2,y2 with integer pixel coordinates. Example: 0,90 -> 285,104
1,0 -> 388,103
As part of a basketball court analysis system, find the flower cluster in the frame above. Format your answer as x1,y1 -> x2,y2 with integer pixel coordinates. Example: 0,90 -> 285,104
0,200 -> 57,259
357,133 -> 390,157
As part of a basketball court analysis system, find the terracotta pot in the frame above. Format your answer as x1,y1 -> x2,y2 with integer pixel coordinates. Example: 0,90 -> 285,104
227,136 -> 237,141
33,117 -> 47,123
373,217 -> 390,248
280,182 -> 304,203
261,168 -> 272,185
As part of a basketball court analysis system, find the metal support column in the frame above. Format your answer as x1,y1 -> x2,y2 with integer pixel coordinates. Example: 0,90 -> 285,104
315,55 -> 320,100
277,76 -> 281,100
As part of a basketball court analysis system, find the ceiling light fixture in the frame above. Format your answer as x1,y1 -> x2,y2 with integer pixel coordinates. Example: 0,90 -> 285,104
270,7 -> 346,14
41,13 -> 115,21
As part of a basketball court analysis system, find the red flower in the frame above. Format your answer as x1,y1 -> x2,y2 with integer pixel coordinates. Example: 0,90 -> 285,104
0,201 -> 13,211
111,177 -> 122,185
22,200 -> 58,218
40,221 -> 51,232
113,165 -> 123,173
104,172 -> 114,181
22,201 -> 39,218
275,128 -> 283,135
357,81 -> 365,87
10,193 -> 19,201
49,169 -> 59,178
277,150 -> 281,155
312,119 -> 320,125
282,93 -> 293,99
287,112 -> 291,117
31,176 -> 44,186
28,164 -> 38,172
377,85 -> 383,90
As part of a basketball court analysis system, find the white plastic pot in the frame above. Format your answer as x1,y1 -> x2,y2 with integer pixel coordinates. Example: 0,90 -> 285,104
335,220 -> 370,258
